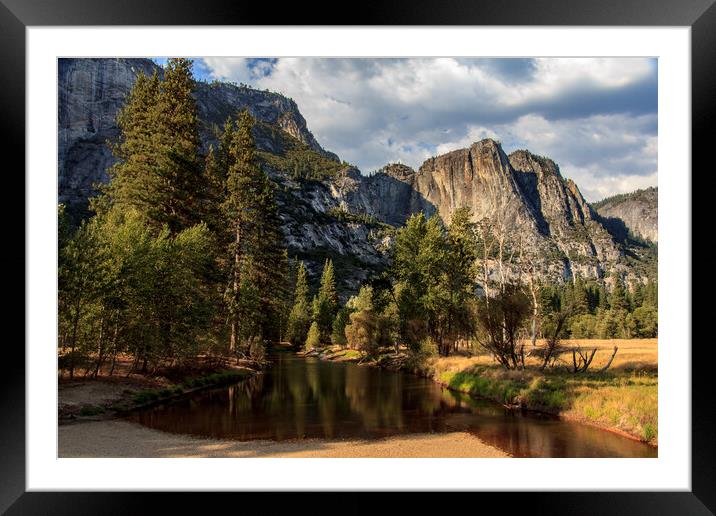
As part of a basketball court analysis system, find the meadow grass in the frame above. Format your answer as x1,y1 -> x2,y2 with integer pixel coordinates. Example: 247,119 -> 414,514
433,339 -> 658,444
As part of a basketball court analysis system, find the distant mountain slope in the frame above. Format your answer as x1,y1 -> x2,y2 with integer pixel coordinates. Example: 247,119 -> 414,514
58,58 -> 337,216
338,141 -> 625,282
58,58 -> 655,295
592,187 -> 658,243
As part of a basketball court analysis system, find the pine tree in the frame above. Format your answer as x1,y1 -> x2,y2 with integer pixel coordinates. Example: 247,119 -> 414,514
313,259 -> 338,343
223,110 -> 266,352
572,276 -> 589,315
305,321 -> 321,350
286,261 -> 312,347
597,284 -> 609,311
154,58 -> 204,232
609,273 -> 629,311
331,308 -> 350,346
251,171 -> 288,341
443,208 -> 478,354
101,71 -> 161,221
643,278 -> 658,308
103,58 -> 204,234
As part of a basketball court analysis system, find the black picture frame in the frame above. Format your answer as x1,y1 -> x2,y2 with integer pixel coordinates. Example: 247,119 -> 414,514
3,0 -> 712,512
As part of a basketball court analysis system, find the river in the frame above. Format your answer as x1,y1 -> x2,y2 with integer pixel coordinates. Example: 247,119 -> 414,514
130,351 -> 657,458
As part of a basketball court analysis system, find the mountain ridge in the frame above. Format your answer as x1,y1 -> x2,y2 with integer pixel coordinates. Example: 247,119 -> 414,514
592,187 -> 658,243
57,58 -> 656,294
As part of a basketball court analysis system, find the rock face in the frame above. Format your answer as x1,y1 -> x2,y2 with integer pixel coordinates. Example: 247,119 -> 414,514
336,141 -> 625,281
592,187 -> 658,243
58,58 -> 336,215
59,59 -> 159,213
58,58 -> 654,294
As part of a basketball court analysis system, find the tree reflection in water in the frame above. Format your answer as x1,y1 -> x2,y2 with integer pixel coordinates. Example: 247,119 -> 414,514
130,352 -> 657,458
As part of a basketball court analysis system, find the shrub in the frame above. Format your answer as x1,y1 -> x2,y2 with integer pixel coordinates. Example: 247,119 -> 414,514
79,405 -> 105,417
570,313 -> 597,339
249,338 -> 266,363
331,309 -> 350,346
629,306 -> 658,338
405,336 -> 438,373
305,322 -> 321,350
344,310 -> 381,356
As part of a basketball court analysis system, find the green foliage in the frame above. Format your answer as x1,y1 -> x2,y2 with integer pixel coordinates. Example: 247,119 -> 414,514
325,207 -> 382,227
79,405 -> 105,417
628,305 -> 658,338
222,110 -> 288,350
389,209 -> 478,356
344,310 -> 380,357
59,60 -> 292,376
343,284 -> 395,357
256,124 -> 344,181
305,321 -> 321,350
286,261 -> 312,347
609,273 -> 629,312
347,285 -> 374,312
404,337 -> 438,374
331,308 -> 350,346
58,215 -> 116,378
569,313 -> 598,339
101,58 -> 205,234
312,259 -> 338,344
538,273 -> 657,340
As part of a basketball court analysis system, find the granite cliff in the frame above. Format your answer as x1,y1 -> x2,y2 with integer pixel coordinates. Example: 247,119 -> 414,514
593,187 -> 658,244
58,58 -> 655,294
59,58 -> 335,215
334,141 -> 624,282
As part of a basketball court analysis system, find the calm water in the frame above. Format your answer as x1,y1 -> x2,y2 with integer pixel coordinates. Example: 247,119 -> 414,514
130,352 -> 657,458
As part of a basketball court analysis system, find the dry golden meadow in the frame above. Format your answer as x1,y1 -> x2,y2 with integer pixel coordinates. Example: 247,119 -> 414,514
422,339 -> 658,445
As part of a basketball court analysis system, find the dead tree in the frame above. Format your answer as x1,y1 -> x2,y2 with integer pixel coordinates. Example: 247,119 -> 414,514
539,305 -> 573,371
598,346 -> 619,373
475,283 -> 531,370
569,346 -> 598,373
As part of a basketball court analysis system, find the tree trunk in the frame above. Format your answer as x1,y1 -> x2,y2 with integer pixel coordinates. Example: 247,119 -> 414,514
108,321 -> 119,376
529,278 -> 538,347
92,310 -> 106,378
599,346 -> 619,372
68,300 -> 82,380
230,223 -> 241,354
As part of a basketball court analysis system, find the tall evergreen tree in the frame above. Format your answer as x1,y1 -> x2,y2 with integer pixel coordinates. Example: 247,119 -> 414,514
572,276 -> 589,315
609,273 -> 629,311
287,261 -> 312,347
102,58 -> 204,234
223,109 -> 266,351
313,259 -> 338,344
154,58 -> 204,232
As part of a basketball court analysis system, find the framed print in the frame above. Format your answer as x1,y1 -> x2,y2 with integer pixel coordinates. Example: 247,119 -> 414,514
4,0 -> 713,512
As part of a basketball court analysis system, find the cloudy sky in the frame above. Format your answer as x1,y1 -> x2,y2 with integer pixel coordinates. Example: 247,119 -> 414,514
166,57 -> 658,202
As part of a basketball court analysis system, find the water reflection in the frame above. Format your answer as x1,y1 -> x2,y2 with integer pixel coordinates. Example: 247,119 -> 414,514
130,352 -> 657,458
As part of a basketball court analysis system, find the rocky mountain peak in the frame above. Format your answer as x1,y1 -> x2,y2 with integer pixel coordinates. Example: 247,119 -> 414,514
593,187 -> 658,243
509,149 -> 561,181
57,59 -> 655,293
58,57 -> 337,216
381,163 -> 416,180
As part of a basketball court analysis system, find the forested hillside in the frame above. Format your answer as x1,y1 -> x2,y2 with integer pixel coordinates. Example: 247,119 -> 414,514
58,59 -> 657,383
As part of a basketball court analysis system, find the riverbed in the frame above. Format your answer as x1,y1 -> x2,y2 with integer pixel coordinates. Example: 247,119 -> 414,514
117,351 -> 655,458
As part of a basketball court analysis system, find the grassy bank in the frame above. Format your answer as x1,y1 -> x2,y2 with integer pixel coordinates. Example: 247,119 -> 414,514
437,365 -> 657,444
308,339 -> 658,445
59,356 -> 257,422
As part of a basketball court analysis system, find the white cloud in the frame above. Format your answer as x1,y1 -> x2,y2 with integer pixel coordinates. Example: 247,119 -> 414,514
199,57 -> 657,199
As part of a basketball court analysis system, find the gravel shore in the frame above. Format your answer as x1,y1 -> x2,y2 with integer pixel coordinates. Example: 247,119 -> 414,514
59,420 -> 509,458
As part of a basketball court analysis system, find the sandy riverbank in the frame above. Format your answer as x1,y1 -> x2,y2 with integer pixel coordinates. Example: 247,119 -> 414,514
59,420 -> 508,458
